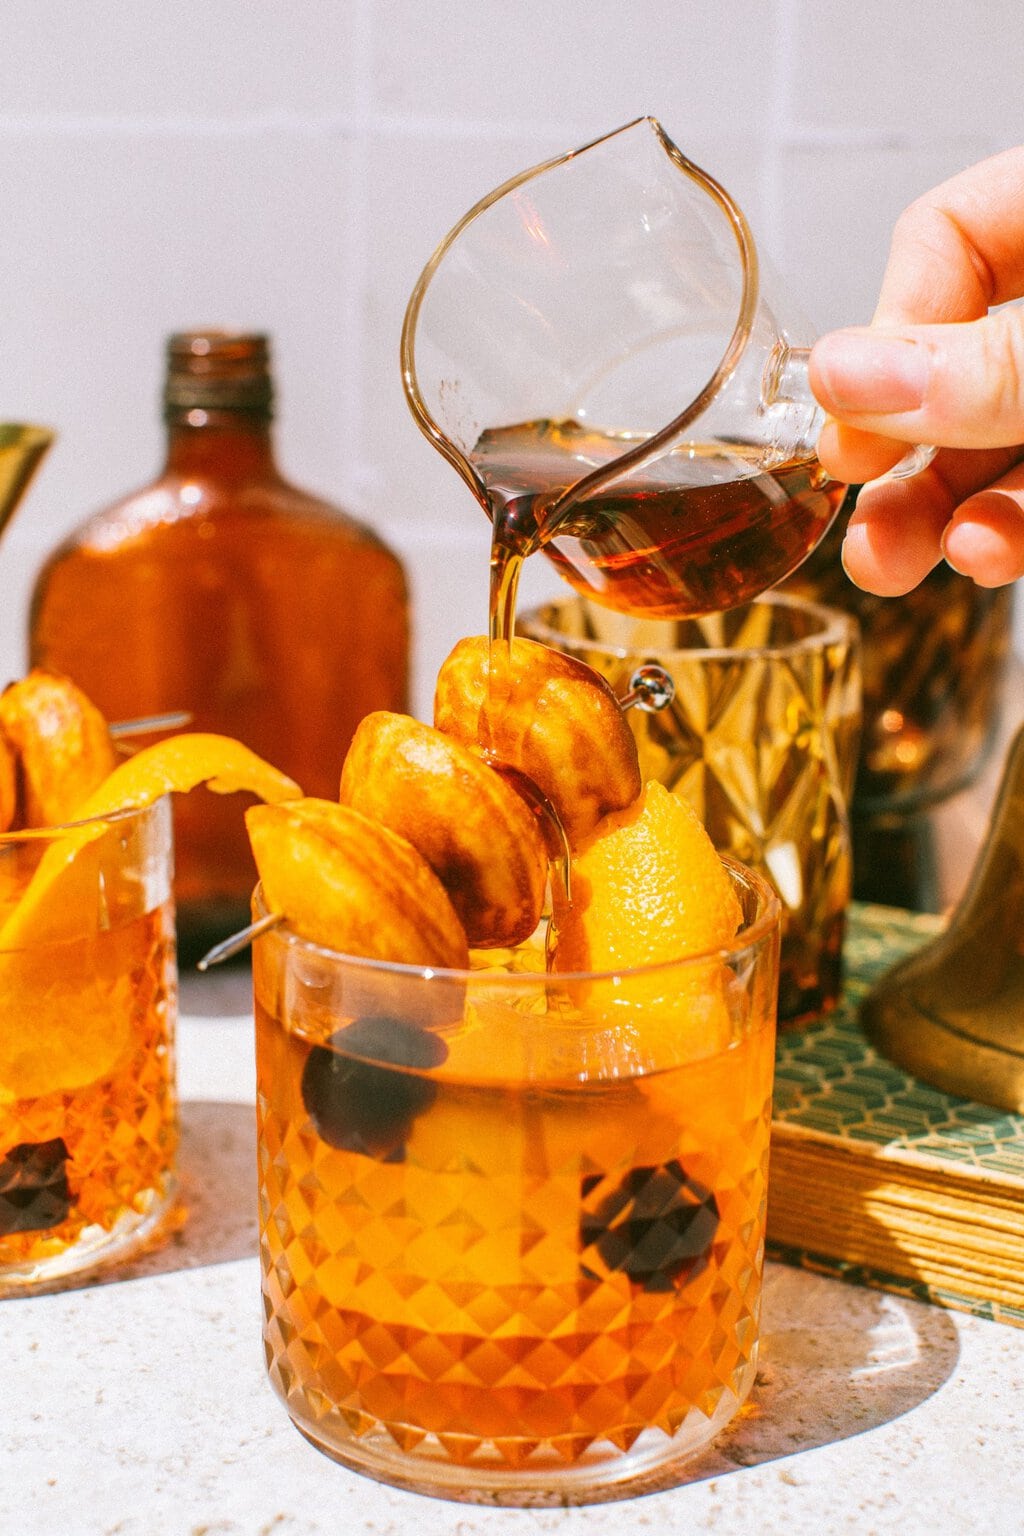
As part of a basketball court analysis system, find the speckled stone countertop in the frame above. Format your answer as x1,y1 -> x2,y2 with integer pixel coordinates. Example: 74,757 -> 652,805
5,967 -> 1024,1536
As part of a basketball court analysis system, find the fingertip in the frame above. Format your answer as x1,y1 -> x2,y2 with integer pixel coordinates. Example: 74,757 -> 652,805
816,420 -> 906,485
942,493 -> 1024,586
841,480 -> 947,595
840,520 -> 923,596
811,327 -> 929,417
815,419 -> 844,478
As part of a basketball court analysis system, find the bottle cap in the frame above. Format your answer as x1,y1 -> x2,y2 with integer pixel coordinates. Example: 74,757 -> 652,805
163,331 -> 274,418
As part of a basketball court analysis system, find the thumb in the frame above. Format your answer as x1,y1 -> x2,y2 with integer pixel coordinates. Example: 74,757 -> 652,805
809,306 -> 1024,450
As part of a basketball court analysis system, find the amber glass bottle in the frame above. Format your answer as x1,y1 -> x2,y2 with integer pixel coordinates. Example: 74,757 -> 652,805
30,332 -> 409,959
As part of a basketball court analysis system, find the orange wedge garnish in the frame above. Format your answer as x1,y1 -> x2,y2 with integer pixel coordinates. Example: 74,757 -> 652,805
551,781 -> 743,1060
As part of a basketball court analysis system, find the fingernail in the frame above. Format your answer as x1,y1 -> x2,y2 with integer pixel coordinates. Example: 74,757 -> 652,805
813,330 -> 930,414
940,533 -> 970,576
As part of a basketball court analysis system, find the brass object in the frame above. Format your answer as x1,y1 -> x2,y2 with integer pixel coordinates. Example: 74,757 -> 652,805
0,424 -> 53,538
862,721 -> 1024,1111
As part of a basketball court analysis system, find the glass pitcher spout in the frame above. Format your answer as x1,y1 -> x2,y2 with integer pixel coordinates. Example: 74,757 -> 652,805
0,424 -> 53,540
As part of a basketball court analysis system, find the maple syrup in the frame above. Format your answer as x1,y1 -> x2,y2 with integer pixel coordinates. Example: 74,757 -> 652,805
476,419 -> 844,642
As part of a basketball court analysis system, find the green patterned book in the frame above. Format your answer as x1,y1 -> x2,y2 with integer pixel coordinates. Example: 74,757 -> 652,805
768,903 -> 1024,1329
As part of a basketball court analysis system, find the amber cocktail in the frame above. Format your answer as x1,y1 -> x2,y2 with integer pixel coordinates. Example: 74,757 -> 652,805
254,861 -> 779,1504
0,797 -> 178,1292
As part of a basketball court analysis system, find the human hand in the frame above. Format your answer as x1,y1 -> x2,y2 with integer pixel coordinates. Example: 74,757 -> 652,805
808,146 -> 1024,595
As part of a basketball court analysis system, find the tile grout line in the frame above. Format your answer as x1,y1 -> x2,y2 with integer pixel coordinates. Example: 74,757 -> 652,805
337,0 -> 378,503
0,111 -> 942,153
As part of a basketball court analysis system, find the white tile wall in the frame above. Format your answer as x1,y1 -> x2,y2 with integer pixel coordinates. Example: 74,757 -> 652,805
1,0 -> 1022,719
789,1 -> 1024,139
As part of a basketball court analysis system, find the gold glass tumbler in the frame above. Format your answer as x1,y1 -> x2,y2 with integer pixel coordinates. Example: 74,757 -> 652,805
519,594 -> 860,1026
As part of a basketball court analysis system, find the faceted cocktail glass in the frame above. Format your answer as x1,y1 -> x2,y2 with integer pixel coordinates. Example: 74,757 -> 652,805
254,861 -> 779,1505
0,796 -> 179,1293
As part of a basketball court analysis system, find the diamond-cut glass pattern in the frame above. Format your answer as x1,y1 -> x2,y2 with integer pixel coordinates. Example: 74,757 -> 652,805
519,596 -> 861,1024
256,987 -> 774,1481
0,900 -> 178,1283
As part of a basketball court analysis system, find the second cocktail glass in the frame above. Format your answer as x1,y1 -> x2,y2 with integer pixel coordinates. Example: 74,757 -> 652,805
519,593 -> 862,1025
0,796 -> 178,1294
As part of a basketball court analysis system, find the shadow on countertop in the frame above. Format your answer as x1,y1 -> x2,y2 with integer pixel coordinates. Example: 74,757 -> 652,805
60,1098 -> 259,1289
696,1265 -> 961,1475
117,1135 -> 964,1497
12,1102 -> 962,1494
177,957 -> 254,1019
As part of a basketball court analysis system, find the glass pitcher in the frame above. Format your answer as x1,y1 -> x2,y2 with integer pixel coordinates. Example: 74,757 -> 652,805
402,116 -> 929,630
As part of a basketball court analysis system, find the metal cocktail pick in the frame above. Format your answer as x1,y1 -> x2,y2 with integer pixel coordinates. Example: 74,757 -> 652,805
109,711 -> 194,739
197,909 -> 284,970
195,663 -> 678,971
618,664 -> 676,713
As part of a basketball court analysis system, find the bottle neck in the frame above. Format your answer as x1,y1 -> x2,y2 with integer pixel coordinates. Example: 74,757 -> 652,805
162,408 -> 279,481
161,332 -> 280,482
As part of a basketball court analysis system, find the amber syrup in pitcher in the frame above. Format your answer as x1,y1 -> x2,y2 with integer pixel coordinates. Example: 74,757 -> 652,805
478,418 -> 844,636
